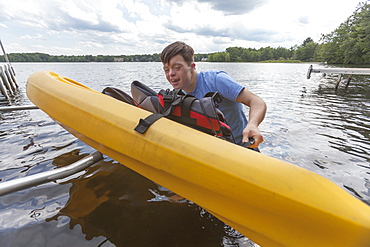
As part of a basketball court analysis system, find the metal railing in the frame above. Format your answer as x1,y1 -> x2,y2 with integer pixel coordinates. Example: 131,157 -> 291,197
0,105 -> 38,111
307,65 -> 370,91
0,151 -> 103,196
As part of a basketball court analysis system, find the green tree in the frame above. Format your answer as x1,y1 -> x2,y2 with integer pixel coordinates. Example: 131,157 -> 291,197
260,47 -> 274,61
208,52 -> 230,62
273,47 -> 293,60
319,2 -> 370,64
226,47 -> 245,62
294,38 -> 317,61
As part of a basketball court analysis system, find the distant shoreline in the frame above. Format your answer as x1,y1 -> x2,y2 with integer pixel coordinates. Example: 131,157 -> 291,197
0,60 -> 310,64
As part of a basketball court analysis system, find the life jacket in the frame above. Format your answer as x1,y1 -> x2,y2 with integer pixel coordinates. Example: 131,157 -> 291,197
102,86 -> 135,106
103,81 -> 232,141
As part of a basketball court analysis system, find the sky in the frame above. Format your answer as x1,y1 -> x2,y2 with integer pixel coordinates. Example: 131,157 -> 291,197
0,0 -> 366,56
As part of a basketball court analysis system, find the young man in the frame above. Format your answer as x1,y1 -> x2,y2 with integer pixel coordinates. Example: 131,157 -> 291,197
160,41 -> 266,148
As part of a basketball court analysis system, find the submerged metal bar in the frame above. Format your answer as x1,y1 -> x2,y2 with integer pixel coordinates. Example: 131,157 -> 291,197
0,151 -> 103,196
0,105 -> 38,111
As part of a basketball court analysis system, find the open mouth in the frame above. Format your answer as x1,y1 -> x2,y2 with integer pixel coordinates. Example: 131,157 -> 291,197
171,79 -> 180,86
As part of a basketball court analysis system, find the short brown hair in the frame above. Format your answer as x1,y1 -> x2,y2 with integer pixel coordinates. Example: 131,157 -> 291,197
160,41 -> 194,66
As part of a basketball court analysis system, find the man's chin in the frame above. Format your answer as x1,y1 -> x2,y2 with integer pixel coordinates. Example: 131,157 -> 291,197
171,84 -> 181,89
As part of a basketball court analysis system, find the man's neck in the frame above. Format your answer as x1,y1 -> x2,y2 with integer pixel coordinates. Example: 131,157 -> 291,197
184,70 -> 197,93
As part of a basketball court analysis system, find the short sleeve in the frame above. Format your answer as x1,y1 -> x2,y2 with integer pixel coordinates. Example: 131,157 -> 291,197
215,71 -> 244,102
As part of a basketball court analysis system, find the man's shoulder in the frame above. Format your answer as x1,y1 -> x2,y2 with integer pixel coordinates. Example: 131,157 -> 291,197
199,70 -> 227,76
198,70 -> 229,83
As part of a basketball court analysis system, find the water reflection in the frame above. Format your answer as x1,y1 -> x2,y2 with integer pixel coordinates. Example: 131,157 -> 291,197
1,150 -> 256,246
46,153 -> 255,246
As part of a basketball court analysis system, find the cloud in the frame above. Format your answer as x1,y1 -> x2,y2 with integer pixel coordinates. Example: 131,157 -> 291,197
198,0 -> 269,15
51,1 -> 133,33
19,34 -> 45,40
167,0 -> 268,15
165,20 -> 280,44
0,0 -> 134,33
298,16 -> 310,25
78,41 -> 104,48
0,0 -> 362,55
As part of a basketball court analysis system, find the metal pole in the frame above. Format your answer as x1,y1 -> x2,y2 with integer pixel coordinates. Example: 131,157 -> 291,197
0,105 -> 38,111
4,65 -> 17,90
0,73 -> 10,100
0,39 -> 15,76
0,151 -> 103,196
307,65 -> 370,76
6,64 -> 17,88
0,66 -> 14,95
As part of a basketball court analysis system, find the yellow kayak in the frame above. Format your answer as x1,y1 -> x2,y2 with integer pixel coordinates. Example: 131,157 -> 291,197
27,71 -> 370,247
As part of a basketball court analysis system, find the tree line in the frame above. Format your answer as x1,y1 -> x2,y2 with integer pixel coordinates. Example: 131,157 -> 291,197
1,2 -> 369,65
0,53 -> 161,63
0,52 -> 211,63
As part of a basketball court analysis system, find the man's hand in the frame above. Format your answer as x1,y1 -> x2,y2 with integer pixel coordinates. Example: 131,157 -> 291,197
242,125 -> 264,148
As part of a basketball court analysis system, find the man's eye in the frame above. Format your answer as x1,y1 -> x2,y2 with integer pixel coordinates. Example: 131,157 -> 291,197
175,66 -> 181,70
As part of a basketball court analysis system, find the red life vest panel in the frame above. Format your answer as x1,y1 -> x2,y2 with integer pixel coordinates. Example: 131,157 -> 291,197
103,81 -> 232,141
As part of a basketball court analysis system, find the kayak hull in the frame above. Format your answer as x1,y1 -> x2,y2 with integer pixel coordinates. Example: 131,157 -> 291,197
27,71 -> 370,247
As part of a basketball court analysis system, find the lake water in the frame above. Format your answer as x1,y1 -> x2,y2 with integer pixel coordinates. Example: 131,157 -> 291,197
0,62 -> 369,247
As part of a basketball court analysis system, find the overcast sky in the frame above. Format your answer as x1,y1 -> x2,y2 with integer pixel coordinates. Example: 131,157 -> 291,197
0,0 -> 365,55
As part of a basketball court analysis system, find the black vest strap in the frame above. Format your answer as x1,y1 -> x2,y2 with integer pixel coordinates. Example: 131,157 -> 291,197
181,96 -> 196,118
134,113 -> 165,134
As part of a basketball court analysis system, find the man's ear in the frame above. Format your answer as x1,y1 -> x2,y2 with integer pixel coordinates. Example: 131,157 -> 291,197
191,63 -> 196,70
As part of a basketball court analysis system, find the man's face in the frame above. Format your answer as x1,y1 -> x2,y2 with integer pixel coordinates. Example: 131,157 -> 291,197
163,54 -> 194,92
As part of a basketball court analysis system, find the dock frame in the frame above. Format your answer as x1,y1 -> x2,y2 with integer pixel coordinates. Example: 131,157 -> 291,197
307,65 -> 370,91
0,151 -> 103,196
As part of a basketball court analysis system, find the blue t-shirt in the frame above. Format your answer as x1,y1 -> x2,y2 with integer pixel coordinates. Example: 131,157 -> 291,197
187,70 -> 248,144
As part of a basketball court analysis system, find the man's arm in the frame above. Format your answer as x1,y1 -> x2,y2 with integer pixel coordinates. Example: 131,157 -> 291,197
236,88 -> 267,148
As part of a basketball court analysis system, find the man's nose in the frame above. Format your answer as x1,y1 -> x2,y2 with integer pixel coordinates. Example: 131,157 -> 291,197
169,68 -> 176,75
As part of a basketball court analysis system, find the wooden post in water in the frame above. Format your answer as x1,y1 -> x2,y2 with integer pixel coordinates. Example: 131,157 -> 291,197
345,74 -> 353,90
335,74 -> 343,91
